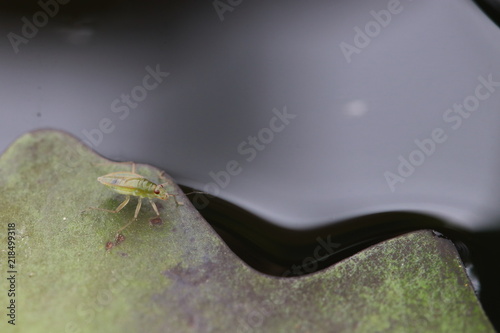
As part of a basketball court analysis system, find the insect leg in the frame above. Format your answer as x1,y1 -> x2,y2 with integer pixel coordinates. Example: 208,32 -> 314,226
115,218 -> 135,235
158,171 -> 178,186
160,170 -> 210,207
88,195 -> 131,214
110,161 -> 136,173
149,199 -> 160,216
170,194 -> 184,206
134,197 -> 142,219
158,170 -> 168,181
113,197 -> 139,238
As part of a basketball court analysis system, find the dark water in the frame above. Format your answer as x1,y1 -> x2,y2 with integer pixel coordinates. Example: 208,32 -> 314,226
1,0 -> 500,328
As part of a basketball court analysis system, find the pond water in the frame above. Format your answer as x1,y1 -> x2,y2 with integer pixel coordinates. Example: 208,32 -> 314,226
1,0 -> 500,328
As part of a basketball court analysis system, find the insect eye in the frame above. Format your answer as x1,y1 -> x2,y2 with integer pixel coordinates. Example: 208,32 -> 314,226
154,188 -> 160,194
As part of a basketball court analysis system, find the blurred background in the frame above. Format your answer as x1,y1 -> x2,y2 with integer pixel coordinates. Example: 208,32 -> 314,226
1,0 -> 500,329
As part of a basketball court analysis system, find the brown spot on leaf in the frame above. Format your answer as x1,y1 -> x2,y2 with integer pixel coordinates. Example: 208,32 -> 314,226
150,217 -> 163,226
115,233 -> 126,245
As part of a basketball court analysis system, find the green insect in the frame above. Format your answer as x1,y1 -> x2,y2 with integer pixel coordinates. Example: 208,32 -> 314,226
88,162 -> 183,238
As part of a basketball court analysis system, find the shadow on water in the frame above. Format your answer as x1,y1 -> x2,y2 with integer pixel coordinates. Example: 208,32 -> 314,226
474,0 -> 500,27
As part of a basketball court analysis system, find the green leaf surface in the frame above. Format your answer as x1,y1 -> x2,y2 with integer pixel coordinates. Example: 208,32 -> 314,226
0,130 -> 494,333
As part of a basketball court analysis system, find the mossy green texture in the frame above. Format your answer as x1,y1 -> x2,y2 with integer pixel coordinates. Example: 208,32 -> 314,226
0,130 -> 494,333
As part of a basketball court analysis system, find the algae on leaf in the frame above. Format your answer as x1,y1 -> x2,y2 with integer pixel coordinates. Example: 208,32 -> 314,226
0,130 -> 494,333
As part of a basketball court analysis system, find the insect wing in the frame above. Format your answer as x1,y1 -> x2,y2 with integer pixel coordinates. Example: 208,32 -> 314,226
98,172 -> 146,195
